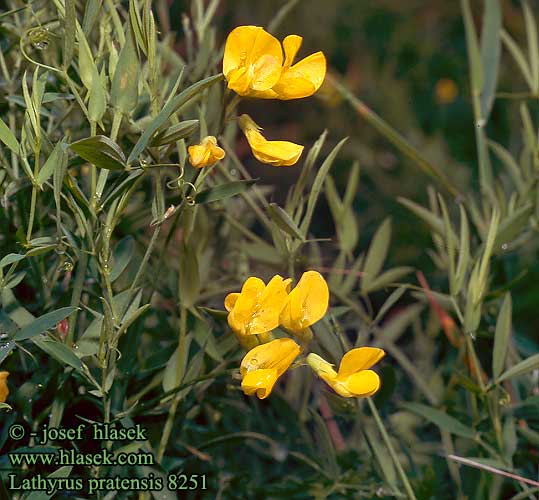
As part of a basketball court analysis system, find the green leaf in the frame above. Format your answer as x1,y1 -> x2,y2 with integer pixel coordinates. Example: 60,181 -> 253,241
163,335 -> 193,391
362,267 -> 413,295
0,117 -> 19,155
25,466 -> 73,500
461,0 -> 484,94
493,294 -> 512,380
37,140 -> 65,187
150,120 -> 199,146
76,29 -> 96,91
13,307 -> 78,341
493,203 -> 533,254
402,402 -> 476,439
0,253 -> 25,269
480,0 -> 501,120
195,179 -> 256,204
300,137 -> 347,237
488,140 -> 525,195
361,218 -> 391,292
522,0 -> 539,92
31,335 -> 83,372
63,0 -> 76,69
501,29 -> 534,90
110,235 -> 135,282
497,353 -> 539,384
111,21 -> 139,115
88,67 -> 107,123
454,205 -> 470,296
179,243 -> 200,308
398,197 -> 447,237
268,203 -> 304,240
127,73 -> 223,165
70,135 -> 126,170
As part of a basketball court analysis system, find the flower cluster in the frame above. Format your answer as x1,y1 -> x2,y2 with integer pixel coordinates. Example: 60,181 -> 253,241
224,272 -> 385,399
187,25 -> 326,170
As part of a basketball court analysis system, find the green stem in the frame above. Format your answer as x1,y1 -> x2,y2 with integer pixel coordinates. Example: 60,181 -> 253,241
127,225 -> 161,300
367,398 -> 417,500
66,250 -> 88,345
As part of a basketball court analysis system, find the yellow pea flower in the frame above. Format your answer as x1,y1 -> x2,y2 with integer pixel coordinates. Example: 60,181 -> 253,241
239,114 -> 303,166
225,275 -> 292,342
188,136 -> 225,168
223,26 -> 326,100
280,270 -> 329,334
223,26 -> 284,97
307,347 -> 385,398
240,338 -> 300,399
0,371 -> 9,403
266,35 -> 326,100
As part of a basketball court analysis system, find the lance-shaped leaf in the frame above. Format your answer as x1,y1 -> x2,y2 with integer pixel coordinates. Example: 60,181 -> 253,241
195,179 -> 256,204
361,218 -> 392,292
13,307 -> 78,341
480,0 -> 501,120
37,140 -> 67,187
127,73 -> 223,165
492,294 -> 512,380
497,353 -> 539,384
268,203 -> 304,240
0,117 -> 19,155
70,135 -> 126,170
111,21 -> 139,115
150,120 -> 199,146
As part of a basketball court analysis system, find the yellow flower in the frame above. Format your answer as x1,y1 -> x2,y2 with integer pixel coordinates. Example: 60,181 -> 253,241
188,136 -> 225,168
223,26 -> 326,100
307,347 -> 385,398
239,114 -> 303,166
0,371 -> 9,403
260,35 -> 327,100
240,338 -> 300,399
280,270 -> 329,334
223,26 -> 284,97
225,275 -> 292,341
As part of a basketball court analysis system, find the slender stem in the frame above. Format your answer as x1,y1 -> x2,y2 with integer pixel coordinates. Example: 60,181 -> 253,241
367,398 -> 417,500
127,225 -> 161,300
66,250 -> 88,345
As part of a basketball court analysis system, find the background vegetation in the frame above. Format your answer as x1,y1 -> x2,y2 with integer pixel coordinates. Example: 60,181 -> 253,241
1,0 -> 539,499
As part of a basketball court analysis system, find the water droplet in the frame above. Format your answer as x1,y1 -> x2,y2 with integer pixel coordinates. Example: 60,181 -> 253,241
63,262 -> 73,272
501,243 -> 508,251
34,40 -> 48,50
250,358 -> 258,365
72,343 -> 79,350
37,384 -> 43,389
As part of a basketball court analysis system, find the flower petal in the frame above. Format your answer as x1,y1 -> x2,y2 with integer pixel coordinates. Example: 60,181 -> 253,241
223,26 -> 263,77
224,293 -> 240,312
281,270 -> 329,332
282,35 -> 303,67
249,54 -> 283,91
338,347 -> 385,378
187,144 -> 211,168
227,277 -> 265,336
240,338 -> 300,377
247,275 -> 291,334
241,368 -> 278,399
344,370 -> 381,397
0,371 -> 9,403
245,129 -> 303,166
272,51 -> 326,100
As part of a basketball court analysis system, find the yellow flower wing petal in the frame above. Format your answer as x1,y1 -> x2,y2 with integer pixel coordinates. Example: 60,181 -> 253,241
282,34 -> 303,67
344,370 -> 381,397
224,292 -> 240,312
246,130 -> 303,166
226,67 -> 252,95
246,275 -> 291,334
241,368 -> 278,399
188,144 -> 211,168
240,338 -> 300,377
209,143 -> 225,161
227,277 -> 265,335
272,51 -> 326,100
338,347 -> 385,378
223,26 -> 263,78
0,371 -> 9,403
249,54 -> 283,91
289,270 -> 329,330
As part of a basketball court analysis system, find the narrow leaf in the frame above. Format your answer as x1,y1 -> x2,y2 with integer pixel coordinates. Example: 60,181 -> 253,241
493,294 -> 512,380
195,179 -> 256,204
13,307 -> 78,341
70,135 -> 126,170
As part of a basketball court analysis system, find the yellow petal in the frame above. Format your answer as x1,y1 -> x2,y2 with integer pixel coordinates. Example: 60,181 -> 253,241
338,347 -> 385,378
227,277 -> 265,336
282,35 -> 303,67
241,368 -> 278,399
0,371 -> 9,403
223,26 -> 283,95
280,270 -> 329,333
224,293 -> 240,312
188,136 -> 225,168
245,129 -> 303,167
272,51 -> 327,100
246,275 -> 291,334
240,338 -> 300,377
343,370 -> 381,397
306,353 -> 338,379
